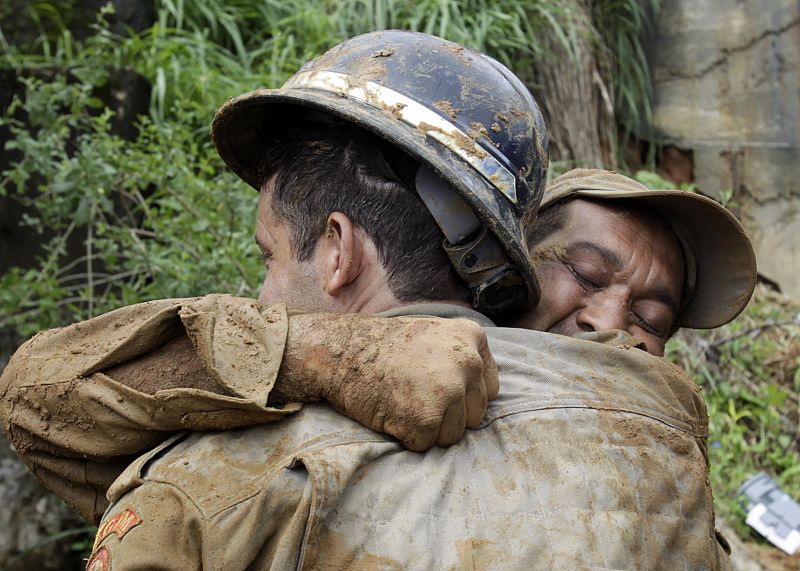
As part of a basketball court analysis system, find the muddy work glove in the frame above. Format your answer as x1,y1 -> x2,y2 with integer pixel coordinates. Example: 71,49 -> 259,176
273,313 -> 499,451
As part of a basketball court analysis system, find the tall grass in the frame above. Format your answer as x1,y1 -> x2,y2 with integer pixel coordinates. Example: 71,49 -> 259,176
1,0 -> 659,153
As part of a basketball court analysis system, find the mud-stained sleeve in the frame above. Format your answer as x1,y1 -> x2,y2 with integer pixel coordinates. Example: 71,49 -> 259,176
0,294 -> 300,523
715,529 -> 734,571
87,483 -> 204,571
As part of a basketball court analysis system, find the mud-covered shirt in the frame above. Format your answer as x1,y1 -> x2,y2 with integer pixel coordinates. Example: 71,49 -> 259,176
0,295 -> 298,522
87,303 -> 730,570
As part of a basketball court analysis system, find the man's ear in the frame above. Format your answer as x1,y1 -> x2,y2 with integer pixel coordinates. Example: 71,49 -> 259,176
321,212 -> 364,296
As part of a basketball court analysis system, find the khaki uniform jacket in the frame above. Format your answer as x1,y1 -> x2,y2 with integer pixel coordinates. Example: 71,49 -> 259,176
80,302 -> 731,570
0,295 -> 299,522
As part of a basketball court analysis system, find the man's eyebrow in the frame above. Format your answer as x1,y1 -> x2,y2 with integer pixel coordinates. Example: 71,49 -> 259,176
568,241 -> 623,271
650,286 -> 681,314
254,235 -> 267,250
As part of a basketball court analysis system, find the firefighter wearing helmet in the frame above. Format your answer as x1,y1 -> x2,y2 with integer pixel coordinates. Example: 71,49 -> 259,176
212,29 -> 548,314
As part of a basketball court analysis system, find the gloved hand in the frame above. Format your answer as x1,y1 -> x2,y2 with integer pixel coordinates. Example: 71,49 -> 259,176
273,313 -> 499,451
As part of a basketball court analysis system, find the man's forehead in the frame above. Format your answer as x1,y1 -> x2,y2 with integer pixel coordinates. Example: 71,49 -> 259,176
563,198 -> 678,249
566,241 -> 623,272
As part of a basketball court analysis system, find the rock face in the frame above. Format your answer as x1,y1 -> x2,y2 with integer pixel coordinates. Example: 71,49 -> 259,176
0,435 -> 86,571
1,340 -> 86,570
648,0 -> 800,297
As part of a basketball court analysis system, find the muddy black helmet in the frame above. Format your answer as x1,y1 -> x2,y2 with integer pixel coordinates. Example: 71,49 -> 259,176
212,30 -> 548,314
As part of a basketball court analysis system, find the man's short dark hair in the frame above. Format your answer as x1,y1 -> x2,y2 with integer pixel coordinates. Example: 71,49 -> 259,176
258,119 -> 468,303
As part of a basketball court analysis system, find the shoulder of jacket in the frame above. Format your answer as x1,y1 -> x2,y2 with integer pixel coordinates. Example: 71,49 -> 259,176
108,406 -> 395,517
115,416 -> 341,515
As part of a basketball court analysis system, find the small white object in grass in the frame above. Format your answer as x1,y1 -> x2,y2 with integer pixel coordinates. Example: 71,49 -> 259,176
745,503 -> 800,555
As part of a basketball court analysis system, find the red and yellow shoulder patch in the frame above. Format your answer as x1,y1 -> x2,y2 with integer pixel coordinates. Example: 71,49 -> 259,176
86,546 -> 111,571
92,507 -> 143,552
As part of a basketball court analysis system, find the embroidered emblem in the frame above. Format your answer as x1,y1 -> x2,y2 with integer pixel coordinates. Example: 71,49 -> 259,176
92,507 -> 143,551
86,546 -> 111,571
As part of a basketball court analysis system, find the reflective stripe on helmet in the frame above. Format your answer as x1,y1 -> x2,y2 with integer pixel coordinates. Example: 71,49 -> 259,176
283,70 -> 518,204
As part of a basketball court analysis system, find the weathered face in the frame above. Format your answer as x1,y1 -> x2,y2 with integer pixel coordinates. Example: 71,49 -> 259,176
515,199 -> 685,356
255,187 -> 325,310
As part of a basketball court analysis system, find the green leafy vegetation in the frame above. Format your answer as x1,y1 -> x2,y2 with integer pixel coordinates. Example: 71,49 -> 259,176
667,286 -> 800,537
633,169 -> 696,193
0,72 -> 262,335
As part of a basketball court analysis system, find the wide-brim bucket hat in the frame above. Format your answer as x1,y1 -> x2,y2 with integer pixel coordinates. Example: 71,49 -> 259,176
543,169 -> 757,328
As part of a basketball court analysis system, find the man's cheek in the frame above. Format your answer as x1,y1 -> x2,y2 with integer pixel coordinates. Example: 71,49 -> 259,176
534,271 -> 582,330
257,279 -> 271,305
643,336 -> 666,357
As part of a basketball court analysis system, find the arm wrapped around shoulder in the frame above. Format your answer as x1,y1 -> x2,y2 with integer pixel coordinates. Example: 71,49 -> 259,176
0,295 -> 295,522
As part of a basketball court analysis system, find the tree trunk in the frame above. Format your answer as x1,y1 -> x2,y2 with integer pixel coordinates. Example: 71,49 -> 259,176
532,0 -> 617,169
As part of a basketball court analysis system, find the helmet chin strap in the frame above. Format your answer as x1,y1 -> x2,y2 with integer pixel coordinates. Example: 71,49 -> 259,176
415,165 -> 482,243
415,166 -> 528,314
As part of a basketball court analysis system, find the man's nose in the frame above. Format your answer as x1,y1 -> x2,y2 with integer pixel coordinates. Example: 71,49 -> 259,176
575,294 -> 629,332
